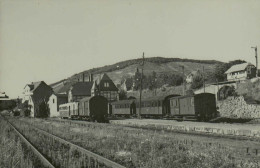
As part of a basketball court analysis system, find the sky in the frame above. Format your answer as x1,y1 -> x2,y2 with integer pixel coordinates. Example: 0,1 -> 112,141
1,0 -> 260,98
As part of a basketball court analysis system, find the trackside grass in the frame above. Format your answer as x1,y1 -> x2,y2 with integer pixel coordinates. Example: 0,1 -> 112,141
9,117 -> 260,168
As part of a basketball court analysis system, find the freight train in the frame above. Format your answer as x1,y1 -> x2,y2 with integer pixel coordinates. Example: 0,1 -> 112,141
111,93 -> 217,121
59,95 -> 108,122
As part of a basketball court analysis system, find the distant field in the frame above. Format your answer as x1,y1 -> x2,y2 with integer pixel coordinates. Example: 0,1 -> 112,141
9,117 -> 260,168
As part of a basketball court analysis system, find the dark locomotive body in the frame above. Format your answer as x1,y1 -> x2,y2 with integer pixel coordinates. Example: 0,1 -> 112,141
169,93 -> 217,121
59,95 -> 108,122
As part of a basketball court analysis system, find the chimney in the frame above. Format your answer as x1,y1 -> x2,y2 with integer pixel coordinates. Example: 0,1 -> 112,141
89,73 -> 93,82
91,74 -> 93,82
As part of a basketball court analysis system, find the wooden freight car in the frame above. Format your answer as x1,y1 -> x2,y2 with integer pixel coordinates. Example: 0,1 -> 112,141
169,93 -> 217,121
111,99 -> 136,117
78,95 -> 108,122
59,102 -> 79,119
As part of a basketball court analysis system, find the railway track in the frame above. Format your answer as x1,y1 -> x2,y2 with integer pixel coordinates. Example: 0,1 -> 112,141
2,116 -> 126,168
1,115 -> 55,168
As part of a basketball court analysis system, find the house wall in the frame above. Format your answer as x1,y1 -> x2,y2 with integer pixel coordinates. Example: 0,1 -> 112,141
28,96 -> 34,117
227,71 -> 247,81
31,83 -> 53,117
48,94 -> 58,117
22,85 -> 32,103
186,75 -> 193,84
100,91 -> 118,102
68,90 -> 73,102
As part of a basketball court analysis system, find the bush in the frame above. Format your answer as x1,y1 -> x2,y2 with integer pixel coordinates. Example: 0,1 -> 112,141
37,101 -> 50,118
13,110 -> 20,116
218,86 -> 236,100
191,74 -> 204,89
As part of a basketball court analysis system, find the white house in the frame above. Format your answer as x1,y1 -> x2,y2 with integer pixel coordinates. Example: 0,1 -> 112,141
224,63 -> 256,81
48,93 -> 68,117
22,81 -> 53,117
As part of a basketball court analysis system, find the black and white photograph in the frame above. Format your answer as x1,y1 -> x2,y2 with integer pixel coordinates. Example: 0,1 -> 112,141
1,0 -> 260,167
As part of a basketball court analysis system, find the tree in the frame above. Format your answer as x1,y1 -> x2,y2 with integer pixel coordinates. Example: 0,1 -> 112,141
218,85 -> 236,100
191,73 -> 204,89
119,89 -> 127,100
38,100 -> 50,118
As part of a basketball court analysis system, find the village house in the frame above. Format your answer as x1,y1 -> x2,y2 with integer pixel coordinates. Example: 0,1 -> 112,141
91,73 -> 119,102
225,63 -> 256,81
47,93 -> 68,117
68,82 -> 93,102
22,81 -> 53,117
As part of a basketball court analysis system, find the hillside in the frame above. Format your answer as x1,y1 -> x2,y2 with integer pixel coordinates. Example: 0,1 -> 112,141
51,57 -> 222,88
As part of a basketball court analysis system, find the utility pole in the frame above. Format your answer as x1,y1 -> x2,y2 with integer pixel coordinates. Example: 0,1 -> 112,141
216,79 -> 219,101
138,52 -> 145,119
203,66 -> 205,93
180,66 -> 185,95
251,46 -> 258,77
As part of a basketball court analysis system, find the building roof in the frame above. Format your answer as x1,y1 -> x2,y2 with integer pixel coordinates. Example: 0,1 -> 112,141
54,93 -> 68,98
71,82 -> 93,96
52,81 -> 76,94
95,73 -> 118,91
225,63 -> 254,74
25,81 -> 43,92
0,92 -> 9,98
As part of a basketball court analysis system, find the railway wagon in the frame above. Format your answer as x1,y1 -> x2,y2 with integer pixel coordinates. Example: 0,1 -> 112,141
78,95 -> 108,122
59,102 -> 79,119
111,99 -> 136,117
111,94 -> 180,117
169,93 -> 217,121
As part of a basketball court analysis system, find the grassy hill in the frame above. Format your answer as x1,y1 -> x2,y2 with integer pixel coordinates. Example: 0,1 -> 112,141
51,57 -> 222,87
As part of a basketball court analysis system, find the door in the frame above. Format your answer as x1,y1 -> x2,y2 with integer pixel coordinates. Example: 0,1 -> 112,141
179,98 -> 188,115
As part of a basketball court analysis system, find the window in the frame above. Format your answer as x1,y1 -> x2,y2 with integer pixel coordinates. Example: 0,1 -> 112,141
247,67 -> 251,74
53,99 -> 55,103
104,82 -> 110,87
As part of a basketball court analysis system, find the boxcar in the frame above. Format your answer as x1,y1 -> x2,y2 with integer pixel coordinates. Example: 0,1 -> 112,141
79,95 -> 108,122
169,93 -> 217,121
59,102 -> 79,119
111,99 -> 136,117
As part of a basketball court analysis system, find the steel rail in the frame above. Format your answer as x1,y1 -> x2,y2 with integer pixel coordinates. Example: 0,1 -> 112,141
1,115 -> 55,168
17,119 -> 126,168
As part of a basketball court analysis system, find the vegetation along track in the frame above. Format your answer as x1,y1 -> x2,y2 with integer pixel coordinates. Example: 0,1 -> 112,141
47,119 -> 260,160
52,118 -> 260,143
3,116 -> 126,168
7,117 -> 260,168
0,115 -> 55,168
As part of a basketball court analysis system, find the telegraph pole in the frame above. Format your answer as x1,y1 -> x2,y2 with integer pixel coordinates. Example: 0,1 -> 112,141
180,66 -> 185,95
251,46 -> 258,77
203,66 -> 205,93
138,52 -> 144,119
